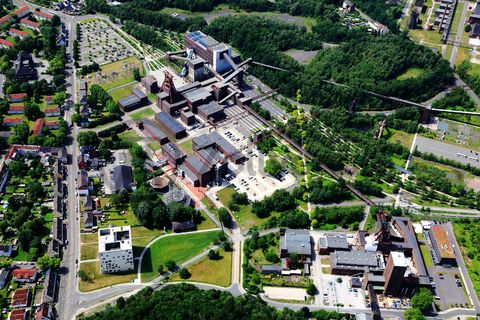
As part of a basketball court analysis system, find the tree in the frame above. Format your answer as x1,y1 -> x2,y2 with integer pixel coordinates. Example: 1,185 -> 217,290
404,308 -> 426,320
207,249 -> 220,260
37,255 -> 61,271
264,158 -> 282,177
411,288 -> 433,312
264,250 -> 280,263
78,270 -> 90,281
77,131 -> 99,147
24,102 -> 43,120
306,283 -> 316,296
157,264 -> 165,274
231,192 -> 249,205
465,24 -> 472,33
116,297 -> 126,310
165,260 -> 176,271
179,268 -> 191,279
167,202 -> 196,222
132,68 -> 141,81
218,208 -> 232,227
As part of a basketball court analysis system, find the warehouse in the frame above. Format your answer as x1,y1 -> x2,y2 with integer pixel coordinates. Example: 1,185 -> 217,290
155,112 -> 187,139
197,101 -> 225,123
209,132 -> 245,163
162,142 -> 186,167
142,119 -> 169,145
330,250 -> 385,275
118,88 -> 148,112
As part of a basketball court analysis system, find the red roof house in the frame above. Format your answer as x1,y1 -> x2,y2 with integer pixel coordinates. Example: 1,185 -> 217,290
3,117 -> 23,127
32,118 -> 44,135
0,38 -> 14,48
44,106 -> 60,117
45,120 -> 60,129
44,95 -> 53,104
20,18 -> 40,30
8,28 -> 28,39
11,288 -> 29,308
0,14 -> 12,25
33,10 -> 53,20
7,105 -> 24,115
9,93 -> 27,102
35,303 -> 50,320
12,268 -> 38,282
8,308 -> 28,320
13,6 -> 31,19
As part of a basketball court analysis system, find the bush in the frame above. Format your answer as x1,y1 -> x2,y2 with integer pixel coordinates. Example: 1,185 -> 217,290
78,270 -> 90,282
98,123 -> 128,138
208,250 -> 221,260
411,288 -> 433,312
306,283 -> 316,296
179,268 -> 191,279
85,113 -> 122,128
218,207 -> 232,227
264,250 -> 280,263
165,260 -> 176,271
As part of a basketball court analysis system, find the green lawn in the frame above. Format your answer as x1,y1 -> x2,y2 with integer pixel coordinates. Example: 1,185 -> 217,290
141,230 -> 220,282
80,243 -> 98,261
79,261 -> 137,292
130,107 -> 155,121
386,129 -> 415,149
170,248 -> 232,287
419,243 -> 434,268
453,221 -> 480,296
178,139 -> 193,155
148,141 -> 161,151
109,84 -> 136,102
197,210 -> 217,230
87,56 -> 144,90
216,187 -> 265,230
118,130 -> 141,144
396,67 -> 425,81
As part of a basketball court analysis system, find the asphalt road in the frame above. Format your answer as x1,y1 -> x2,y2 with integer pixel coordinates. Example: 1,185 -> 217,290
414,136 -> 480,168
449,2 -> 469,67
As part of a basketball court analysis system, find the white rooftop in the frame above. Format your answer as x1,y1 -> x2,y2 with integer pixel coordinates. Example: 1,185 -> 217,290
391,251 -> 408,267
98,225 -> 132,253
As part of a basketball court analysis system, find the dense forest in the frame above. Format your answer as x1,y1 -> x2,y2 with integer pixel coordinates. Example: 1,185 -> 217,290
84,284 -> 351,320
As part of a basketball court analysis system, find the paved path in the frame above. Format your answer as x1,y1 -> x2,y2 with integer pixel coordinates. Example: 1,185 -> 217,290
106,80 -> 138,92
449,1 -> 469,67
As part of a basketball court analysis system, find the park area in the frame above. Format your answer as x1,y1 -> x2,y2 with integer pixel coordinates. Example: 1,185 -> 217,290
453,220 -> 480,296
170,248 -> 232,287
140,230 -> 221,282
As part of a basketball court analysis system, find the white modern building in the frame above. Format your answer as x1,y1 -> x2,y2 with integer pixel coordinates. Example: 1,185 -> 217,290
98,226 -> 134,274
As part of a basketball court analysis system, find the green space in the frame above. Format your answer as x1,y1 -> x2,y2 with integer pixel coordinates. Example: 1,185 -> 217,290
453,220 -> 480,296
178,139 -> 193,155
81,233 -> 98,244
81,243 -> 98,261
419,242 -> 434,268
88,56 -> 144,90
148,141 -> 161,151
109,83 -> 136,102
140,230 -> 220,282
118,130 -> 141,143
79,261 -> 137,292
170,248 -> 232,287
396,67 -> 424,81
411,157 -> 467,185
217,187 -> 265,230
197,210 -> 217,230
130,107 -> 155,121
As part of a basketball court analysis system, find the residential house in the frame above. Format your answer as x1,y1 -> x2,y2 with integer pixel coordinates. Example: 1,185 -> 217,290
45,120 -> 60,129
42,269 -> 57,304
33,10 -> 53,20
8,28 -> 28,40
9,93 -> 27,103
44,106 -> 60,117
35,303 -> 53,320
14,51 -> 37,81
0,15 -> 12,26
20,19 -> 40,31
3,117 -> 23,127
11,288 -> 29,308
0,39 -> 14,48
8,105 -> 24,114
31,118 -> 44,135
44,96 -> 54,105
12,268 -> 38,283
8,308 -> 28,320
77,169 -> 89,196
13,6 -> 31,19
279,229 -> 312,275
0,244 -> 13,257
0,268 -> 10,288
83,196 -> 94,211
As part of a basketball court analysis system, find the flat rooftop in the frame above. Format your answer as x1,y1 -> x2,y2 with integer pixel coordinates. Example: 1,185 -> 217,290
431,225 -> 455,259
98,226 -> 132,253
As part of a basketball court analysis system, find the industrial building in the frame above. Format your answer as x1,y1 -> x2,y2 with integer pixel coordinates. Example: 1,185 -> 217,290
428,225 -> 455,265
155,112 -> 187,139
162,142 -> 186,167
141,119 -> 169,145
318,234 -> 350,254
118,87 -> 148,112
98,226 -> 134,273
383,251 -> 408,296
330,250 -> 385,275
180,108 -> 195,126
279,229 -> 312,274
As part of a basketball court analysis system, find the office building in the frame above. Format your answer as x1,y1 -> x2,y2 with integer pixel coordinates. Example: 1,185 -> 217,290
98,226 -> 134,273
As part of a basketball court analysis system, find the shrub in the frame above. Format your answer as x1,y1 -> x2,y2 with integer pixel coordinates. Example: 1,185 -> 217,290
179,268 -> 191,279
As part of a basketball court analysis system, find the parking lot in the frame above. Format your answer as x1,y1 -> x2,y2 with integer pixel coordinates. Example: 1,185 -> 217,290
79,19 -> 133,66
414,136 -> 480,168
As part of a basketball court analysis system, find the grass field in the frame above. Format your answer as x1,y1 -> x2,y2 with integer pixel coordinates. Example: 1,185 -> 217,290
216,187 -> 266,230
141,230 -> 220,282
396,67 -> 424,81
197,211 -> 217,230
170,248 -> 232,287
118,130 -> 141,143
79,261 -> 137,292
87,56 -> 144,90
178,139 -> 193,155
80,243 -> 98,261
453,221 -> 480,296
419,242 -> 434,268
130,107 -> 155,121
148,141 -> 161,151
81,233 -> 98,244
386,129 -> 415,148
109,84 -> 136,102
